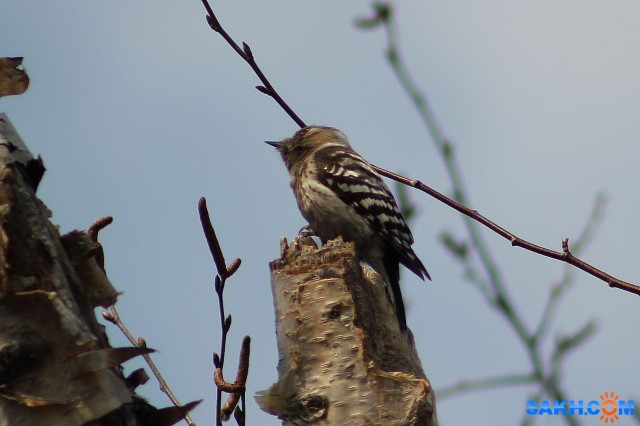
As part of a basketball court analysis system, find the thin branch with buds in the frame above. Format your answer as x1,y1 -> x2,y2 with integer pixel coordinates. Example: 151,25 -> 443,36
200,0 -> 305,129
373,167 -> 639,296
433,194 -> 602,407
93,216 -> 198,425
198,0 -> 640,298
102,307 -> 199,426
214,336 -> 250,421
362,5 -> 607,424
198,197 -> 249,426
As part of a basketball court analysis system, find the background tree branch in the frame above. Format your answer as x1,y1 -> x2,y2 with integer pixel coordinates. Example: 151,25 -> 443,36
200,0 -> 640,298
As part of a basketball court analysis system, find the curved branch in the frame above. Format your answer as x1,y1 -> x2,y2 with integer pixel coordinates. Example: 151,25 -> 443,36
372,166 -> 640,296
197,1 -> 640,298
200,0 -> 306,128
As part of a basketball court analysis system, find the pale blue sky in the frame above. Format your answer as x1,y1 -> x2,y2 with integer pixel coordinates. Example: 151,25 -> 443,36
2,2 -> 639,425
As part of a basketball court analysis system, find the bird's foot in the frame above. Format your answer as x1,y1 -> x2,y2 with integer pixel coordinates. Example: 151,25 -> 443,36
298,225 -> 317,238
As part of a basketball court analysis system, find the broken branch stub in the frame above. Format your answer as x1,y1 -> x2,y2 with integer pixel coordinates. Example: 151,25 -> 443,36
257,236 -> 437,425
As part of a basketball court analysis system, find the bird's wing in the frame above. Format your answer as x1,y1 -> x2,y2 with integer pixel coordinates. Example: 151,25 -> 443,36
314,146 -> 429,280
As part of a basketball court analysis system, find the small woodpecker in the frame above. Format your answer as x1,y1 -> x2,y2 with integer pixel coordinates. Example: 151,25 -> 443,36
266,126 -> 430,330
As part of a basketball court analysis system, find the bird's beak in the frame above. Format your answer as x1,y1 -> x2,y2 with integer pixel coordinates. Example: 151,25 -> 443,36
265,140 -> 282,148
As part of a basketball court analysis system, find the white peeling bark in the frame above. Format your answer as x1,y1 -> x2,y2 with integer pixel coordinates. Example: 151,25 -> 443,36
257,236 -> 437,425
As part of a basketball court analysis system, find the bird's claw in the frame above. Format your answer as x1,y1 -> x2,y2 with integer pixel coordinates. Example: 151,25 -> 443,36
298,225 -> 316,238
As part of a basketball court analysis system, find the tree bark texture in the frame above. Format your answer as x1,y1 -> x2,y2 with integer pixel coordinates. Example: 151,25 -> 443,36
0,113 -> 168,425
257,236 -> 437,425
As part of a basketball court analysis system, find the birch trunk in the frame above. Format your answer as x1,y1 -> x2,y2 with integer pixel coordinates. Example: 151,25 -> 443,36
257,236 -> 437,425
0,113 -> 192,425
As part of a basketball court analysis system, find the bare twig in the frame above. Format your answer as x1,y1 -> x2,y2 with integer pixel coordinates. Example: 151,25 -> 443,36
534,194 -> 605,342
212,335 -> 250,394
87,216 -> 113,271
368,5 -> 604,425
217,336 -> 250,421
373,166 -> 640,297
532,194 -> 604,344
199,203 -> 228,278
198,0 -> 640,299
200,0 -> 305,128
437,373 -> 536,398
87,215 -> 113,242
198,197 -> 248,426
102,308 -> 197,426
90,215 -> 197,425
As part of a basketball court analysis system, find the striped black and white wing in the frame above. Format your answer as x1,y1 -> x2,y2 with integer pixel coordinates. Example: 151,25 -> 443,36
314,145 -> 429,280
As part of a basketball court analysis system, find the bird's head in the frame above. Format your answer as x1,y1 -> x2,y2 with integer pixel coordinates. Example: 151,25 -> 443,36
266,126 -> 350,171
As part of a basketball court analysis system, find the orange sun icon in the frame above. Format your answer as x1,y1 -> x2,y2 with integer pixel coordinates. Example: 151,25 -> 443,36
599,392 -> 620,424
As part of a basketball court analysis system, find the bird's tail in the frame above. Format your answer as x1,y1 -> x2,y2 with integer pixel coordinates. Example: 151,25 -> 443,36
383,251 -> 407,331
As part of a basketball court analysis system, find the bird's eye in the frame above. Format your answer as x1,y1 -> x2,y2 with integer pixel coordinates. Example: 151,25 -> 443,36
296,127 -> 311,138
